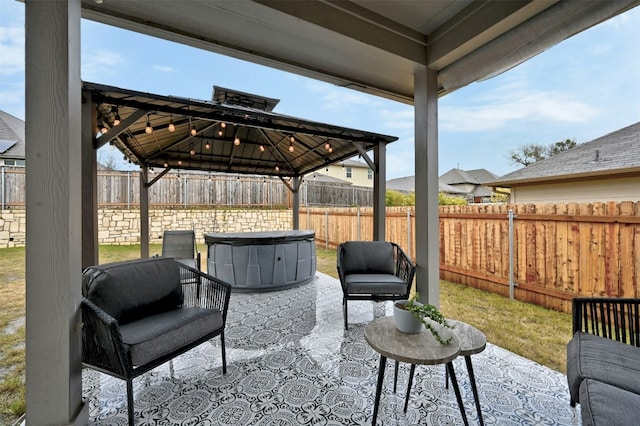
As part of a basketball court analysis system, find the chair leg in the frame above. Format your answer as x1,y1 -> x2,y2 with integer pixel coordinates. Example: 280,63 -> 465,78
343,296 -> 348,330
126,378 -> 135,426
221,332 -> 227,374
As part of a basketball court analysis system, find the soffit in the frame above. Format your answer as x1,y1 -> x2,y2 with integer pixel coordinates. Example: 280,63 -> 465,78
80,1 -> 640,103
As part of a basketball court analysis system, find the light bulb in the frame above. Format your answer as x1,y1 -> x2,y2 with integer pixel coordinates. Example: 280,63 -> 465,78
288,143 -> 294,152
163,161 -> 168,168
221,122 -> 226,128
259,145 -> 265,152
234,136 -> 240,146
190,126 -> 197,136
325,142 -> 331,151
290,135 -> 295,143
205,142 -> 210,150
168,119 -> 175,132
113,114 -> 121,126
217,129 -> 223,137
328,146 -> 333,153
275,165 -> 280,171
101,123 -> 108,134
178,160 -> 182,166
145,121 -> 153,134
190,149 -> 195,155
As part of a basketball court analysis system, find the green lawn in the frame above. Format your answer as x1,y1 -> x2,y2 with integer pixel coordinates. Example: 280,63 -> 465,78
0,245 -> 573,425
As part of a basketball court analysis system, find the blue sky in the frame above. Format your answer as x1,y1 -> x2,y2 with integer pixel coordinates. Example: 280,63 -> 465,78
1,1 -> 639,179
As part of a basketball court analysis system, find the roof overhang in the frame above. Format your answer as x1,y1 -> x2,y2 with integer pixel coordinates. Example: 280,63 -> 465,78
79,0 -> 639,103
84,82 -> 397,177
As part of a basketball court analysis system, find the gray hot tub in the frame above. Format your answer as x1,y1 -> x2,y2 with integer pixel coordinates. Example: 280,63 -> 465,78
204,230 -> 316,292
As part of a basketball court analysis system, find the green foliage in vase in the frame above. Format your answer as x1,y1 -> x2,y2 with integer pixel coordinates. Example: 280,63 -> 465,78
401,294 -> 453,345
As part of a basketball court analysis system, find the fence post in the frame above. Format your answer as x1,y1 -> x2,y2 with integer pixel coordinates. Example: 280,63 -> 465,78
357,207 -> 361,240
1,166 -> 5,210
127,171 -> 131,209
407,207 -> 412,258
325,208 -> 329,249
183,176 -> 188,208
508,209 -> 518,300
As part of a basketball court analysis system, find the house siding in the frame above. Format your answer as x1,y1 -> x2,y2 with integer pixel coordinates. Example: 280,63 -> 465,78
511,176 -> 640,203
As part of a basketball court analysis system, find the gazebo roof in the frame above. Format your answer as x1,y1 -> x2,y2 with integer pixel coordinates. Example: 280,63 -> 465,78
84,82 -> 397,178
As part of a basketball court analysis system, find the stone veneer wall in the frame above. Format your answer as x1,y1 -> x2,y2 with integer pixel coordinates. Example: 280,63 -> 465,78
0,208 -> 292,248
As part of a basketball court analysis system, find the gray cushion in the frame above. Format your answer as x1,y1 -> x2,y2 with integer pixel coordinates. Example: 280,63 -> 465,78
580,379 -> 640,426
567,332 -> 640,403
345,273 -> 407,295
83,257 -> 183,324
120,307 -> 223,366
341,241 -> 395,275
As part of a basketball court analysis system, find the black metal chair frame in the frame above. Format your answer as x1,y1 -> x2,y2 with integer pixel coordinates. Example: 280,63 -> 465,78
337,241 -> 416,330
161,229 -> 202,270
81,263 -> 231,425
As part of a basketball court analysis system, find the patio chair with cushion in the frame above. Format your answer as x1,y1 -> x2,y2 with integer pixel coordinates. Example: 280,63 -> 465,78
337,241 -> 415,330
161,229 -> 201,270
81,257 -> 231,425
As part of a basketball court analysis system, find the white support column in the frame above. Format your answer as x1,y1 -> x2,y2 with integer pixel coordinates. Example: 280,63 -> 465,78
373,141 -> 386,241
140,166 -> 150,258
414,66 -> 440,307
25,1 -> 88,424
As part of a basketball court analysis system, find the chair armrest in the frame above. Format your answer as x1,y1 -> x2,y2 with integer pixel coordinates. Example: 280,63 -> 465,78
81,298 -> 131,376
572,297 -> 640,346
393,243 -> 416,288
178,264 -> 232,323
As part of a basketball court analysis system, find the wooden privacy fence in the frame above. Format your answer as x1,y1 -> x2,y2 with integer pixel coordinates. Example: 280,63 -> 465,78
1,167 -> 374,209
301,202 -> 640,314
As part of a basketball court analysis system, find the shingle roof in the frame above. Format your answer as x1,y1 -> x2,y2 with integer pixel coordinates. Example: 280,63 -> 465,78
439,168 -> 499,185
386,175 -> 467,194
0,110 -> 25,159
490,121 -> 640,186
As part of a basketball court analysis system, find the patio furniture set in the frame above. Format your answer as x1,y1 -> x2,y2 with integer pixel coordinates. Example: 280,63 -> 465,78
81,231 -> 640,425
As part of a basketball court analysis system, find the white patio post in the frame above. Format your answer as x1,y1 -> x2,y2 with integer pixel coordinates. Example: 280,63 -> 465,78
25,0 -> 88,424
414,66 -> 440,306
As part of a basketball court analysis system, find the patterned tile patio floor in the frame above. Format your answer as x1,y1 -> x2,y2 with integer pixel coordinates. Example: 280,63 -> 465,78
83,273 -> 581,425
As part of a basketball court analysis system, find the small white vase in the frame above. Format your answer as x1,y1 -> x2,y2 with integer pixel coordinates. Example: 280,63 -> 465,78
393,300 -> 423,334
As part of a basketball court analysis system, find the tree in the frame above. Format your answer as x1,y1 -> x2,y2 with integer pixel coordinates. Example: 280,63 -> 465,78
507,139 -> 578,167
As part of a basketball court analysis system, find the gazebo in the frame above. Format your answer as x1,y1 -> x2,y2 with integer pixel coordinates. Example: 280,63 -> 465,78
23,1 -> 639,424
83,82 -> 398,264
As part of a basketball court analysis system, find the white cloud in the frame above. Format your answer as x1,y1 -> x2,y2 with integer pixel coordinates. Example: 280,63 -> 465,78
82,50 -> 127,81
304,80 -> 382,110
440,87 -> 599,132
153,65 -> 176,73
0,25 -> 25,76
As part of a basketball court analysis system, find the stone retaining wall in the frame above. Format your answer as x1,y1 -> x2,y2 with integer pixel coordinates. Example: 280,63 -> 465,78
0,208 -> 292,248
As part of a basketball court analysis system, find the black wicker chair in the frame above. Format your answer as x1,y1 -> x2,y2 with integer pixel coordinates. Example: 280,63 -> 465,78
81,257 -> 231,425
337,241 -> 415,330
567,297 -> 640,425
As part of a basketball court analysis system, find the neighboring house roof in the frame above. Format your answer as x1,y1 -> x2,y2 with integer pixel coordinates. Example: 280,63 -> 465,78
440,168 -> 499,185
0,110 -> 25,160
337,158 -> 370,168
489,121 -> 640,186
386,175 -> 467,194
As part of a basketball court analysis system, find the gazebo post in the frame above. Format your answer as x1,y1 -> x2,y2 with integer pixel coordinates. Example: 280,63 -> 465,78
140,166 -> 150,258
373,142 -> 386,241
292,176 -> 300,230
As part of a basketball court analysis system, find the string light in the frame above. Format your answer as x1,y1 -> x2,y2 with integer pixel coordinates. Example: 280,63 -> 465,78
205,142 -> 210,150
259,145 -> 265,152
145,115 -> 153,134
168,117 -> 175,132
217,129 -> 223,137
163,161 -> 168,168
275,165 -> 280,171
221,122 -> 226,128
190,149 -> 195,155
288,141 -> 294,152
113,111 -> 121,126
325,142 -> 331,151
100,123 -> 109,134
234,134 -> 240,146
178,160 -> 182,166
190,125 -> 197,136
